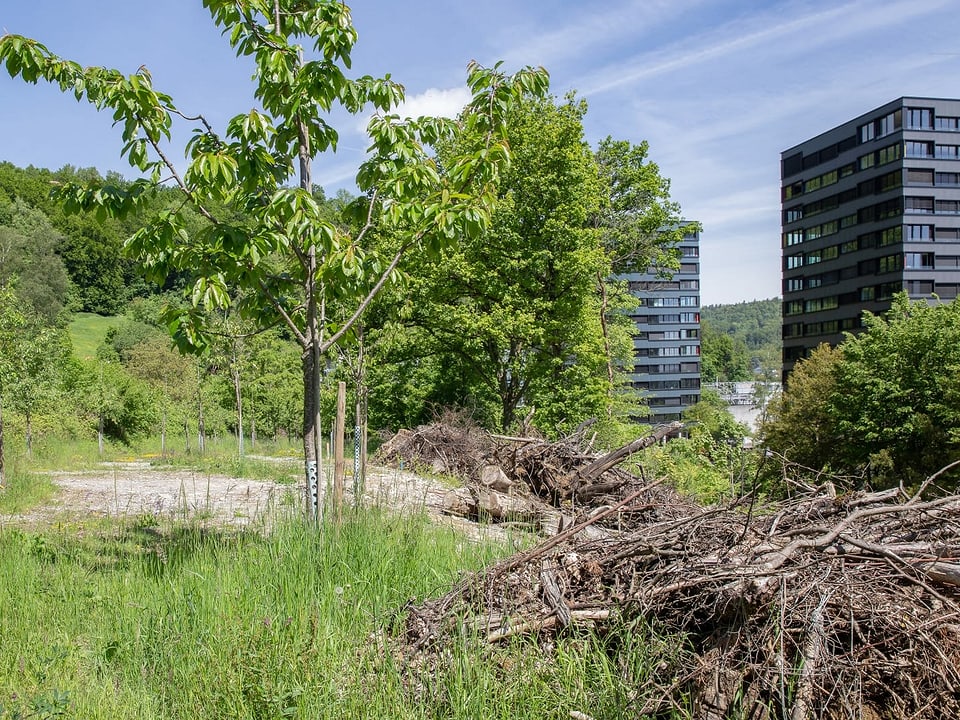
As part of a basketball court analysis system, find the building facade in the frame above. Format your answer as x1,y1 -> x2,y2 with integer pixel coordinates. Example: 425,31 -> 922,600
781,97 -> 960,376
624,228 -> 702,422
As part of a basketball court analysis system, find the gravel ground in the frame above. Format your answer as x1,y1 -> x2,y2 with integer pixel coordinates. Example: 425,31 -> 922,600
1,460 -> 513,541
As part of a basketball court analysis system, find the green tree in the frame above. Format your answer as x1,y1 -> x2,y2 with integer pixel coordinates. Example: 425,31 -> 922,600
758,342 -> 844,475
831,294 -> 960,483
125,335 -> 195,456
0,199 -> 72,321
1,3 -> 547,517
700,319 -> 752,382
401,95 -> 609,433
0,287 -> 71,478
593,139 -> 694,421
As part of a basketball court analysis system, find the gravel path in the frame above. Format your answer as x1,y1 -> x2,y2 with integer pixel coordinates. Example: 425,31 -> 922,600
1,460 -> 512,541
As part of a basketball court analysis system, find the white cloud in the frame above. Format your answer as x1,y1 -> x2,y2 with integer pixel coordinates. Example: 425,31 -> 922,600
353,86 -> 472,132
394,86 -> 473,120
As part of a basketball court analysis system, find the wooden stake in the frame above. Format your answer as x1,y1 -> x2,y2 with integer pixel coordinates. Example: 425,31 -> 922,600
333,380 -> 346,522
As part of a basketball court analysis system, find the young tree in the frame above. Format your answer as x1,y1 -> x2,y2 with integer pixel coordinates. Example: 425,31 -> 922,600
758,341 -> 843,470
0,287 -> 71,478
1,3 -> 547,517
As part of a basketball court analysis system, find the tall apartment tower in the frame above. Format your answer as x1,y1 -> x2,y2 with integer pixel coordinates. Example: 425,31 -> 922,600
625,227 -> 702,422
781,97 -> 960,377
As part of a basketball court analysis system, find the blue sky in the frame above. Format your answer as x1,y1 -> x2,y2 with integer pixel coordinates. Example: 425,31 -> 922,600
2,0 -> 959,304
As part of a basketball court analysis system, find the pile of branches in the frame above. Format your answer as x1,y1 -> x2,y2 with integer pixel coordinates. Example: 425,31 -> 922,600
374,410 -> 495,480
400,467 -> 960,719
377,417 -> 690,528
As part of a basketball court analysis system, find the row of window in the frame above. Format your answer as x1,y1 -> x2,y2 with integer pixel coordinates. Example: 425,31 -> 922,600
905,197 -> 960,215
628,280 -> 700,292
635,329 -> 700,341
636,296 -> 700,308
784,282 -> 905,317
785,246 -> 945,275
859,109 -> 902,144
633,378 -> 701,391
646,395 -> 700,408
906,169 -> 960,186
783,173 -> 905,225
633,362 -> 700,375
784,280 -> 960,343
634,345 -> 700,358
783,106 -> 960,182
630,312 -> 700,325
905,142 -> 960,159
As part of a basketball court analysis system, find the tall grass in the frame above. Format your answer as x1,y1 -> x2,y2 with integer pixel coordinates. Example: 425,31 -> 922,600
0,509 -> 678,719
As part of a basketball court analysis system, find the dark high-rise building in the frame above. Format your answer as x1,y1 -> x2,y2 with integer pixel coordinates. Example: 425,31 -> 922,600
781,97 -> 960,377
625,227 -> 702,422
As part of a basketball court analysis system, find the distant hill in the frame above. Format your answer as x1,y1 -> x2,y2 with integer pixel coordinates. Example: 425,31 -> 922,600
702,298 -> 781,350
701,298 -> 781,377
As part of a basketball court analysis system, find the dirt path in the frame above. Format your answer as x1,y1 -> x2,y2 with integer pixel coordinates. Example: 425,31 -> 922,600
1,460 -> 509,540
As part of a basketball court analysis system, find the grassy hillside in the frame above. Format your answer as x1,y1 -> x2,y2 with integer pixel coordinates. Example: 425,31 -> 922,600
68,312 -> 117,360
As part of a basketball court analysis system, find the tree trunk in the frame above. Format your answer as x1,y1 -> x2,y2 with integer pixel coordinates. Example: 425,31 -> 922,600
25,406 -> 32,460
196,363 -> 205,454
232,361 -> 243,457
333,381 -> 346,521
596,271 -> 616,416
98,411 -> 104,458
160,405 -> 167,458
302,341 -> 323,521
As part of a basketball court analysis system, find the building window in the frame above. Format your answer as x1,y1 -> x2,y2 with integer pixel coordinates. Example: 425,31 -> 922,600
679,263 -> 699,274
783,230 -> 803,247
785,206 -> 803,223
860,286 -> 875,301
878,143 -> 901,165
907,225 -> 933,240
878,254 -> 903,273
879,226 -> 902,246
936,172 -> 960,185
784,300 -> 803,316
906,280 -> 934,295
906,141 -> 933,158
679,296 -> 699,307
785,277 -> 802,292
937,116 -> 960,131
907,169 -> 934,185
936,200 -> 960,214
905,196 -> 934,214
937,255 -> 960,268
859,153 -> 875,170
680,246 -> 699,257
906,107 -> 934,129
878,281 -> 903,300
840,213 -> 858,229
786,254 -> 803,269
936,145 -> 960,159
905,252 -> 934,269
679,312 -> 699,323
937,284 -> 959,299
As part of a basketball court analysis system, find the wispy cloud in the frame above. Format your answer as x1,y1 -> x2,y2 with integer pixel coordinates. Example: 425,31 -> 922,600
499,0 -> 707,70
575,0 -> 952,96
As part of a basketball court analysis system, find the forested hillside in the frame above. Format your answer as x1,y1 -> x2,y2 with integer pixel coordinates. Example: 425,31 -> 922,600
700,297 -> 781,381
